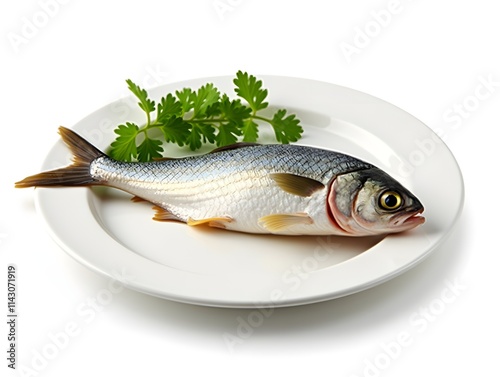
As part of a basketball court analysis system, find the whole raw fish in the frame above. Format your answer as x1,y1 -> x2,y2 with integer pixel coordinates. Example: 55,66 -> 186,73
16,127 -> 425,236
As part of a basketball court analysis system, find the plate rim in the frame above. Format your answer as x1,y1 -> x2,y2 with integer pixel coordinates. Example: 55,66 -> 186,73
34,74 -> 465,308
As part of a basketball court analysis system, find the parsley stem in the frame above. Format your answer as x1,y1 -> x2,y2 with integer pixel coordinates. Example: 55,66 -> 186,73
251,114 -> 271,123
187,118 -> 226,124
249,114 -> 275,129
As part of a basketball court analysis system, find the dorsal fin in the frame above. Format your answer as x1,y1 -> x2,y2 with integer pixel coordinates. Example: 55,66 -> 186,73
152,156 -> 176,161
209,142 -> 260,154
150,143 -> 260,161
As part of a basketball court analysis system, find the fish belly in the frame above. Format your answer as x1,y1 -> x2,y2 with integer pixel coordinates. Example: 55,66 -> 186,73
91,157 -> 338,235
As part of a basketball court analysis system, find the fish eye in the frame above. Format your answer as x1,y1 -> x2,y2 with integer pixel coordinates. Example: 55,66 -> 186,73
379,191 -> 403,210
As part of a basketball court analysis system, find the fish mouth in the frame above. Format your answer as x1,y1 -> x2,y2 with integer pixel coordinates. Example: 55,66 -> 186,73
392,208 -> 425,230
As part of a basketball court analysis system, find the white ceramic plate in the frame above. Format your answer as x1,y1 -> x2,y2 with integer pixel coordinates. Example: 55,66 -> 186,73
35,76 -> 464,308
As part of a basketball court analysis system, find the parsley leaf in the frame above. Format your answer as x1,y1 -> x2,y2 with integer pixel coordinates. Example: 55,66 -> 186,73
109,122 -> 139,162
233,71 -> 268,113
269,110 -> 303,144
157,93 -> 182,123
137,136 -> 163,162
191,83 -> 220,117
215,121 -> 242,147
187,123 -> 216,150
218,94 -> 251,122
126,80 -> 155,124
175,88 -> 194,114
241,119 -> 259,142
161,117 -> 191,146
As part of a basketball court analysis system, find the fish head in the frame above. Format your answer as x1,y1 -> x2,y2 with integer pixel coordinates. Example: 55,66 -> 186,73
328,168 -> 425,236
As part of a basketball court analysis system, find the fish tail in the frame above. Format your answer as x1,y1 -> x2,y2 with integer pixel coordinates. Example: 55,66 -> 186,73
15,126 -> 105,188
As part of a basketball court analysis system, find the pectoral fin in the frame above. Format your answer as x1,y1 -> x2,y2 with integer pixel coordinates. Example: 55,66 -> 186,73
187,216 -> 233,229
270,173 -> 324,197
259,213 -> 313,232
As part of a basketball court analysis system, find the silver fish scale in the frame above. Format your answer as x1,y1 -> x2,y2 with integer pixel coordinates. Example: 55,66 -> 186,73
92,144 -> 373,187
191,144 -> 375,184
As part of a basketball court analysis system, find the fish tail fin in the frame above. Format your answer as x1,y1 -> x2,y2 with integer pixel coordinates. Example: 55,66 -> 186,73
15,126 -> 105,188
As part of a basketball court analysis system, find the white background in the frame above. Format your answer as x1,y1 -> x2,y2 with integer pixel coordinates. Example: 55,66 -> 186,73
1,1 -> 498,376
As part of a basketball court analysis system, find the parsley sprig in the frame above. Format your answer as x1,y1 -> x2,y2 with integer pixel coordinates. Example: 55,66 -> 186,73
109,71 -> 303,162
